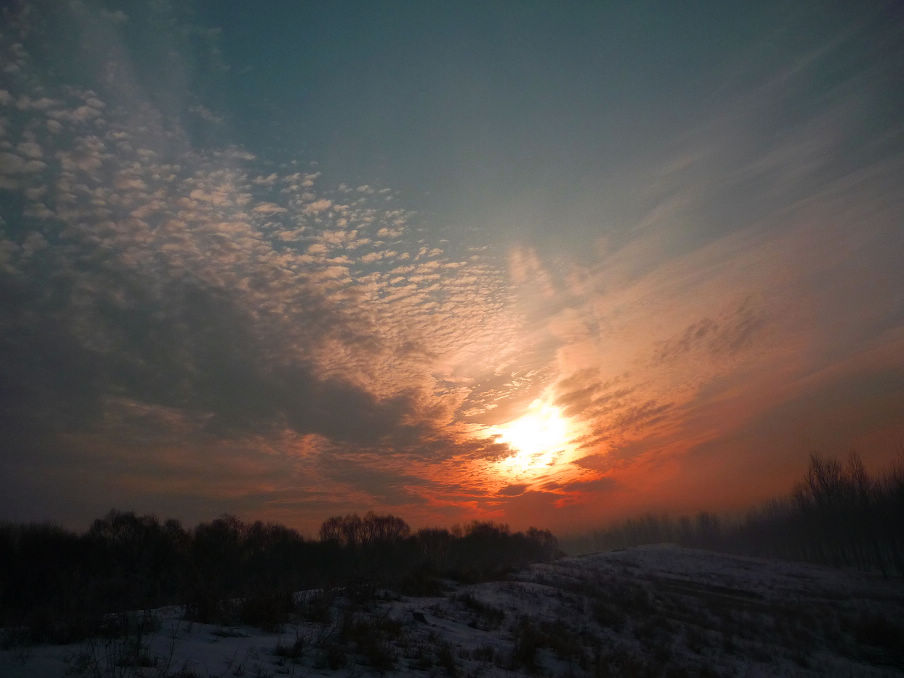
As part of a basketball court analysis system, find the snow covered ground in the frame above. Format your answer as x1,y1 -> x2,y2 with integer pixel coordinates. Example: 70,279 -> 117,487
3,544 -> 903,677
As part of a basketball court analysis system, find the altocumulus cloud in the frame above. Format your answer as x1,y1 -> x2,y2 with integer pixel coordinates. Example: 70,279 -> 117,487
2,1 -> 904,533
0,2 -> 530,529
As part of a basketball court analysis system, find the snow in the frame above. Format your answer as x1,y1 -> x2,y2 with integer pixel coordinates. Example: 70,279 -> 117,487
3,545 -> 903,677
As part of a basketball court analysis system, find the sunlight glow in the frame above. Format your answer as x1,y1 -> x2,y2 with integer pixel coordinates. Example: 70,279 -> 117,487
489,399 -> 574,478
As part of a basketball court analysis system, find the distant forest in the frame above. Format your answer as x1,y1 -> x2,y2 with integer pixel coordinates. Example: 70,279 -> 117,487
2,452 -> 902,646
577,452 -> 904,576
0,510 -> 559,644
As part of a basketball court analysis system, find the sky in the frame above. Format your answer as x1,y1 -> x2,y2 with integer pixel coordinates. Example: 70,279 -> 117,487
1,1 -> 903,536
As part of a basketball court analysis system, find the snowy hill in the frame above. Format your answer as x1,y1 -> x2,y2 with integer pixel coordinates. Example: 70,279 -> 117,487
3,545 -> 903,677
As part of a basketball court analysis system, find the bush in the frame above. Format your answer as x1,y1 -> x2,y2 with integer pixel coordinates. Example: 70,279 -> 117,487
238,591 -> 293,631
457,593 -> 505,630
510,616 -> 541,673
273,634 -> 304,661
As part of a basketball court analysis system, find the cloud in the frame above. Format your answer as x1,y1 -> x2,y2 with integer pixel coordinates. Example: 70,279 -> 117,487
251,202 -> 287,214
189,105 -> 223,124
498,483 -> 529,497
654,298 -> 763,364
0,4 -> 536,531
304,198 -> 332,214
1,1 -> 903,534
0,152 -> 30,174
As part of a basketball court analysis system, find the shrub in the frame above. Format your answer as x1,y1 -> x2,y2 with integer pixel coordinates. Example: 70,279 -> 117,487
238,591 -> 293,631
511,616 -> 541,673
273,635 -> 304,661
436,640 -> 458,676
457,592 -> 505,630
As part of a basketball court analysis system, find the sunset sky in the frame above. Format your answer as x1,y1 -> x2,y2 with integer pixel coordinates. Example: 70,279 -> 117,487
1,1 -> 903,536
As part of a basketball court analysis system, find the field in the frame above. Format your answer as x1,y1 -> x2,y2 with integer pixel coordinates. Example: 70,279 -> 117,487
3,544 -> 903,677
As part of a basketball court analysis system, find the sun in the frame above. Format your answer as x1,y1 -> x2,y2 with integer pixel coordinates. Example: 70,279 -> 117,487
489,398 -> 574,477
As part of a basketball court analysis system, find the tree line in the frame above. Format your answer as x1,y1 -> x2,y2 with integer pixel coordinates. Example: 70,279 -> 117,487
0,509 -> 560,644
582,452 -> 904,576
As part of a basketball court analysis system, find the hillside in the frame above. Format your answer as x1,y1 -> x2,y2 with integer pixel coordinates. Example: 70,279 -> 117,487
3,544 -> 903,677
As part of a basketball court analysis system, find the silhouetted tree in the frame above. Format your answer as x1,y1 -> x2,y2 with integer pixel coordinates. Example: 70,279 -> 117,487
584,451 -> 904,576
